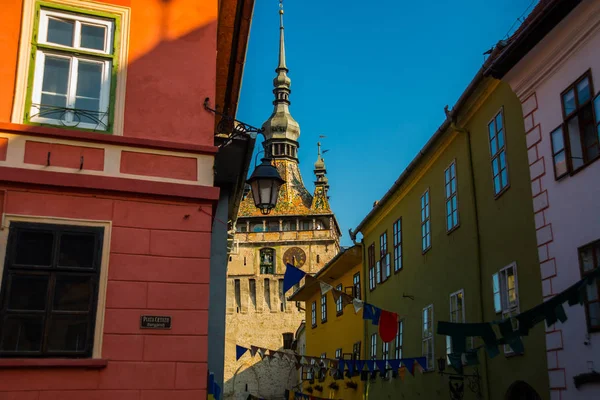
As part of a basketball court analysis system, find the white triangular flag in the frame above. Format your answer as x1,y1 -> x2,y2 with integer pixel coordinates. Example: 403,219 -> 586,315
320,282 -> 333,294
353,298 -> 364,313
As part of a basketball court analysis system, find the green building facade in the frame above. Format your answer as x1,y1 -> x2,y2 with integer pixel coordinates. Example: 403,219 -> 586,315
352,77 -> 549,400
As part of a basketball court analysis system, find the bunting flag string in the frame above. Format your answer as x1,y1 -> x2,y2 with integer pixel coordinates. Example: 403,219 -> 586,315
235,343 -> 427,376
438,266 -> 600,360
283,263 -> 404,343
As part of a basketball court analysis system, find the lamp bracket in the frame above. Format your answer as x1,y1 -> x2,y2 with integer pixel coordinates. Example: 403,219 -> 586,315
204,98 -> 264,148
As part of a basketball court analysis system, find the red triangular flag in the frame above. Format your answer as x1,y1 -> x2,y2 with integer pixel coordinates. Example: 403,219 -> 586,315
378,309 -> 398,343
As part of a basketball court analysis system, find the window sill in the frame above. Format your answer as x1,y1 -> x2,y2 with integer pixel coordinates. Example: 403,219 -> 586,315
493,185 -> 510,200
336,311 -> 343,317
446,224 -> 460,235
0,358 -> 108,369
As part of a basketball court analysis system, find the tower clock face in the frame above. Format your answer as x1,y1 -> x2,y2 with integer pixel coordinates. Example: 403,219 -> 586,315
283,247 -> 306,268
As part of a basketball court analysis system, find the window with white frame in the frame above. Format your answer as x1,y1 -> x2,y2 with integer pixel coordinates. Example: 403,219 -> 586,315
370,333 -> 377,359
382,341 -> 389,361
353,272 -> 361,300
368,244 -> 376,291
393,218 -> 402,272
394,320 -> 403,359
311,301 -> 316,328
493,264 -> 520,354
447,290 -> 465,361
335,284 -> 343,315
379,231 -> 391,281
421,190 -> 431,252
335,348 -> 342,359
445,161 -> 459,231
320,294 -> 327,323
422,305 -> 434,371
29,8 -> 116,131
488,109 -> 509,196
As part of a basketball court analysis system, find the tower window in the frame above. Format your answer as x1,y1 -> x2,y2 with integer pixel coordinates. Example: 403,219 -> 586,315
234,279 -> 241,313
249,279 -> 256,310
264,279 -> 271,310
260,248 -> 275,274
283,332 -> 294,350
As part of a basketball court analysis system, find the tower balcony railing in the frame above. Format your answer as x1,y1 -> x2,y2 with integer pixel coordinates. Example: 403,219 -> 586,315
236,228 -> 337,243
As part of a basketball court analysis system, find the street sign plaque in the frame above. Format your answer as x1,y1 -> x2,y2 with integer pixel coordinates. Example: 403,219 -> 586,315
140,315 -> 172,329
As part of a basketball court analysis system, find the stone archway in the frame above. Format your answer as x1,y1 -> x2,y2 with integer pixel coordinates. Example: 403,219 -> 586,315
505,381 -> 542,400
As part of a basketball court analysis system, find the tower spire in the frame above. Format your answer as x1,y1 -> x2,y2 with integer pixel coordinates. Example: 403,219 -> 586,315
261,0 -> 300,155
278,0 -> 287,71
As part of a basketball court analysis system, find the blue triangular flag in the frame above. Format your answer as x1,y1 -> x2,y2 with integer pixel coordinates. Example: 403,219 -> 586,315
375,360 -> 387,372
415,356 -> 427,371
356,360 -> 366,372
208,372 -> 215,394
214,382 -> 221,400
236,345 -> 248,361
347,360 -> 355,375
366,360 -> 375,372
389,359 -> 401,370
362,303 -> 382,325
283,263 -> 306,292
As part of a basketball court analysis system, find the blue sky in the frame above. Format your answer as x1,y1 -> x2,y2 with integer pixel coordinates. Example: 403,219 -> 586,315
237,0 -> 537,246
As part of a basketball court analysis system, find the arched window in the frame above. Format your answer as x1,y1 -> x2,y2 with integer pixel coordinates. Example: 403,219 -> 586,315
260,248 -> 275,274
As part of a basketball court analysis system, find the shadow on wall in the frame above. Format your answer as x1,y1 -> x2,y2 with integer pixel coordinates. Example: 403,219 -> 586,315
224,353 -> 300,400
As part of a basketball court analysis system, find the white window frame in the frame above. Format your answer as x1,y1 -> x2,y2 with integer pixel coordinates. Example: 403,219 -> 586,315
488,108 -> 510,196
447,289 -> 467,362
493,263 -> 520,355
421,189 -> 431,252
422,304 -> 434,371
394,319 -> 403,359
445,160 -> 459,232
30,9 -> 114,130
370,333 -> 377,360
311,301 -> 316,327
320,294 -> 327,323
393,218 -> 402,272
335,284 -> 343,314
335,348 -> 342,359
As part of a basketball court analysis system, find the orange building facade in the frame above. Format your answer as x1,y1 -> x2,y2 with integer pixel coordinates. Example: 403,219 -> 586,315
0,0 -> 254,398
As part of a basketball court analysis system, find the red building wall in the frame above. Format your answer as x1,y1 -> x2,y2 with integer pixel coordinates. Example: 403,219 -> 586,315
0,186 -> 212,399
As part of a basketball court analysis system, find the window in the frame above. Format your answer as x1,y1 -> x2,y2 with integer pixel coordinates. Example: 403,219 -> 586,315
316,254 -> 320,263
579,240 -> 600,331
551,72 -> 600,177
28,8 -> 116,131
335,348 -> 342,359
353,272 -> 361,300
370,333 -> 377,359
259,248 -> 275,274
393,218 -> 402,272
283,332 -> 294,350
311,301 -> 317,328
278,279 -> 286,312
379,232 -> 391,281
421,190 -> 431,252
321,294 -> 327,323
282,220 -> 293,231
492,264 -> 520,354
422,305 -> 434,371
445,161 -> 459,231
236,223 -> 247,233
301,221 -> 311,231
267,221 -> 279,232
335,284 -> 343,315
488,109 -> 509,195
0,222 -> 104,357
368,244 -> 376,291
382,341 -> 389,361
394,320 -> 403,359
264,279 -> 271,310
249,279 -> 256,310
447,290 -> 465,360
353,341 -> 361,360
318,353 -> 327,381
234,279 -> 241,312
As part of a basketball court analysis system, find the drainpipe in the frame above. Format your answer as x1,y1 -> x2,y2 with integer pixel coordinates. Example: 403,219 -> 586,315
361,237 -> 368,400
451,119 -> 491,400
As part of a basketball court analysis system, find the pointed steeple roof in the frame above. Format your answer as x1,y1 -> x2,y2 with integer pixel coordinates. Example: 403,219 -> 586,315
262,0 -> 300,143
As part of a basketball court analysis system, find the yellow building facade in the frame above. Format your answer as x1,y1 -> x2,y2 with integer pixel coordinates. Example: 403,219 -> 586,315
290,245 -> 364,400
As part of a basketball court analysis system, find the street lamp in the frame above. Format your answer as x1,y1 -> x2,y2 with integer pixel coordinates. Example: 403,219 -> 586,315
246,158 -> 285,215
203,98 -> 286,216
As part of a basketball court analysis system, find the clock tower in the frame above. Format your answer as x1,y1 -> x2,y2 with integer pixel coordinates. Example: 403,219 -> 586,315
222,2 -> 341,398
